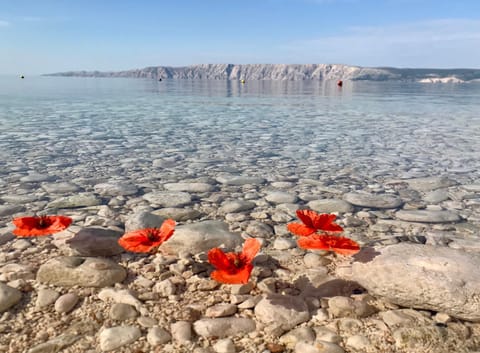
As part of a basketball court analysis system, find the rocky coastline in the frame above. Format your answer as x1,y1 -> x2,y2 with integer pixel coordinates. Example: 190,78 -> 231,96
45,64 -> 480,83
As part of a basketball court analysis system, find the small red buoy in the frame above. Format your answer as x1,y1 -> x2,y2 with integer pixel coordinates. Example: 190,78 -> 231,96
337,80 -> 343,87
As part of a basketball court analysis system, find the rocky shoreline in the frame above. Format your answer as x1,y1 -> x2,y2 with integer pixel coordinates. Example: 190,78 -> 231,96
1,174 -> 480,353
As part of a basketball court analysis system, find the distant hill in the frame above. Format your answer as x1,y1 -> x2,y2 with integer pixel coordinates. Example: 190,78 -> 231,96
45,64 -> 480,82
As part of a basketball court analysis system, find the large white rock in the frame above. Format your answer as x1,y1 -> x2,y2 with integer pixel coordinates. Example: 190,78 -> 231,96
347,243 -> 480,321
161,221 -> 243,255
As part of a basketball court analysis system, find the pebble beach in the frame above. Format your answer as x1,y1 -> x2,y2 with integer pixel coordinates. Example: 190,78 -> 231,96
1,78 -> 480,353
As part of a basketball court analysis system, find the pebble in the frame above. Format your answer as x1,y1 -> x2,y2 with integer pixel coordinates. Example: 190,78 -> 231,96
109,303 -> 139,320
193,318 -> 256,338
395,209 -> 460,223
307,199 -> 354,213
213,338 -> 236,353
147,326 -> 172,345
206,303 -> 237,317
143,191 -> 192,207
99,326 -> 142,352
124,211 -> 166,232
343,192 -> 403,209
0,282 -> 22,312
66,227 -> 124,256
254,294 -> 310,331
54,292 -> 79,313
171,321 -> 192,343
36,288 -> 60,308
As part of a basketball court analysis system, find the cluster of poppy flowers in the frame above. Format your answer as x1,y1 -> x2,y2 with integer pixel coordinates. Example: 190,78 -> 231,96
11,210 -> 359,284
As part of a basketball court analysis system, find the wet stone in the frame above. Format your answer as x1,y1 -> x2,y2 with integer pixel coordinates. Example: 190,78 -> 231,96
94,182 -> 139,196
265,191 -> 298,204
395,210 -> 460,223
344,192 -> 403,209
124,211 -> 166,233
219,200 -> 256,214
0,204 -> 25,217
152,207 -> 202,221
47,193 -> 102,209
41,182 -> 81,194
405,177 -> 457,191
307,199 -> 354,214
143,191 -> 192,207
164,182 -> 215,193
216,175 -> 266,186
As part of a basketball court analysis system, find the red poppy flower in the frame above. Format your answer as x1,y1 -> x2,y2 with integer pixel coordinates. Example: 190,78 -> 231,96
297,234 -> 360,255
118,219 -> 176,253
12,215 -> 72,237
287,210 -> 343,236
208,238 -> 261,284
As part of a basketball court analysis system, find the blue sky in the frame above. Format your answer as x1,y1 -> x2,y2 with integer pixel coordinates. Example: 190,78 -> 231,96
1,0 -> 480,74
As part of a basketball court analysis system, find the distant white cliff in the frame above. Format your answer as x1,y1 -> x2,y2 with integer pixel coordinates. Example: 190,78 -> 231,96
46,64 -> 480,82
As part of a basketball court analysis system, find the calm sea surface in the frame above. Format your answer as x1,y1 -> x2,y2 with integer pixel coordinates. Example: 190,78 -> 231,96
0,76 -> 479,192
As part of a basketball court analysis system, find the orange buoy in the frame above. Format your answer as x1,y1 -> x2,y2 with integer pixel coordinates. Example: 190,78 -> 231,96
337,80 -> 343,87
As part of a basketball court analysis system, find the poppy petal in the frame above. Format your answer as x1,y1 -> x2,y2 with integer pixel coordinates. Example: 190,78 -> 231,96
287,222 -> 316,236
210,264 -> 253,284
208,248 -> 232,270
296,209 -> 316,228
159,219 -> 176,241
118,230 -> 154,253
297,234 -> 360,255
241,238 -> 261,263
312,213 -> 343,232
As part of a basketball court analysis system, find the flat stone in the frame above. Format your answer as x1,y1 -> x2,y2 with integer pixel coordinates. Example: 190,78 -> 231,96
36,289 -> 60,308
219,200 -> 256,214
0,204 -> 25,217
164,182 -> 215,193
94,182 -> 138,196
110,303 -> 139,321
54,293 -> 79,313
171,321 -> 192,342
213,338 -> 236,353
147,326 -> 172,345
216,175 -> 266,186
295,341 -> 345,353
27,334 -> 80,353
143,191 -> 192,207
47,193 -> 102,209
405,177 -> 457,191
265,191 -> 298,204
37,256 -> 126,287
66,227 -> 124,256
41,182 -> 81,194
99,288 -> 142,311
206,304 -> 237,318
344,193 -> 403,209
1,194 -> 38,204
307,199 -> 354,214
152,208 -> 202,221
20,173 -> 55,183
423,189 -> 450,204
124,211 -> 166,233
395,210 -> 460,223
462,184 -> 480,192
161,221 -> 243,255
0,282 -> 22,312
193,318 -> 256,338
254,294 -> 310,331
349,243 -> 480,321
99,326 -> 141,352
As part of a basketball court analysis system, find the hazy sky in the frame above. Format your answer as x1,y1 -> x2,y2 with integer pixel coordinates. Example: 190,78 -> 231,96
1,0 -> 480,74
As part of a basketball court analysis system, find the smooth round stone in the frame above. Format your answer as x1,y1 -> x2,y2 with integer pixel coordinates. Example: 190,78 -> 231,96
0,204 -> 25,217
124,211 -> 166,233
206,304 -> 237,318
279,326 -> 316,348
54,293 -> 79,313
66,227 -> 124,256
246,222 -> 274,238
161,221 -> 242,255
20,173 -> 54,183
94,182 -> 138,196
395,210 -> 460,223
349,243 -> 480,321
295,341 -> 345,353
265,191 -> 298,204
216,175 -> 266,186
143,191 -> 192,207
99,326 -> 141,352
98,288 -> 142,311
171,321 -> 192,342
0,194 -> 38,204
344,193 -> 403,209
47,193 -> 102,209
152,208 -> 202,221
405,177 -> 457,191
193,318 -> 256,338
110,303 -> 139,320
147,326 -> 172,345
219,200 -> 256,214
37,256 -> 126,287
273,238 -> 296,250
0,282 -> 22,312
307,199 -> 354,214
254,295 -> 310,331
36,289 -> 60,308
163,182 -> 215,193
271,181 -> 295,189
213,338 -> 236,353
424,190 -> 450,204
462,184 -> 480,192
41,182 -> 81,194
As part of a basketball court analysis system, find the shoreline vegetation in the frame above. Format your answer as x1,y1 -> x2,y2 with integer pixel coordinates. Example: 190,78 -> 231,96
44,63 -> 480,83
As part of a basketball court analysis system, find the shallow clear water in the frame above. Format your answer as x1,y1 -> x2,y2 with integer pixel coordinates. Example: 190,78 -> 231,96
0,76 -> 479,187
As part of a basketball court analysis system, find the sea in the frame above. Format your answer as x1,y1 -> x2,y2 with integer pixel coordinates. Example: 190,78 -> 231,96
1,76 -> 479,186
